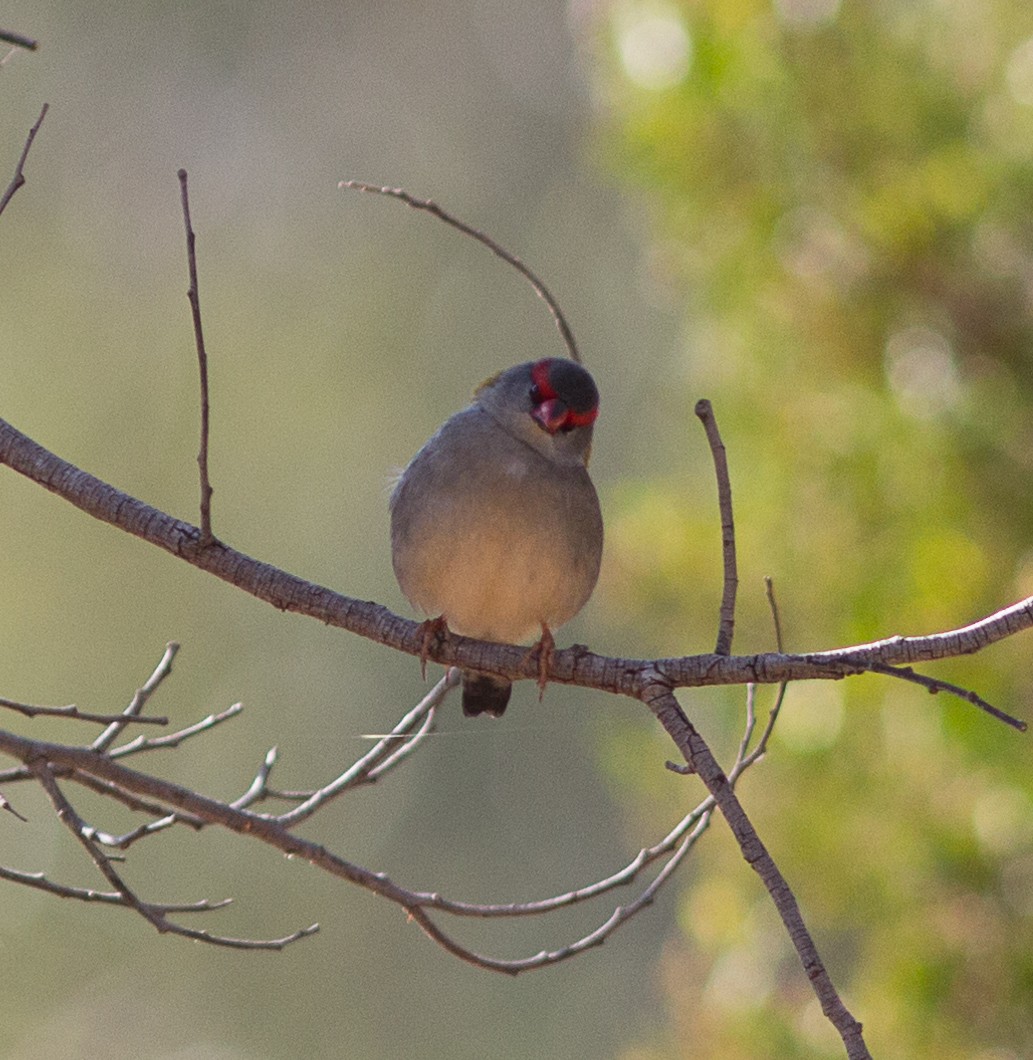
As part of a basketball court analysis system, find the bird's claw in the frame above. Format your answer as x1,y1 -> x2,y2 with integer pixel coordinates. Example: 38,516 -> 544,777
523,624 -> 555,701
417,615 -> 450,680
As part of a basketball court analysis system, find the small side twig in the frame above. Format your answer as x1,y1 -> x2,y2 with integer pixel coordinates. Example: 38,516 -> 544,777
868,659 -> 1025,731
339,180 -> 581,365
0,697 -> 167,727
273,670 -> 456,827
0,864 -> 231,910
0,102 -> 47,219
92,642 -> 179,753
696,399 -> 738,655
0,789 -> 27,821
0,28 -> 38,50
765,575 -> 785,651
178,169 -> 215,546
110,702 -> 243,758
752,576 -> 789,759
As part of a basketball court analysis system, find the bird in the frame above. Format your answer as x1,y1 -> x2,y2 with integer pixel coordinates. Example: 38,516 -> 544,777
390,357 -> 603,717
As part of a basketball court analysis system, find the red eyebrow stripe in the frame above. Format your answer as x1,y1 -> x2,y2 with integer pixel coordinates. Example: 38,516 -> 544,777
565,406 -> 598,427
531,359 -> 556,397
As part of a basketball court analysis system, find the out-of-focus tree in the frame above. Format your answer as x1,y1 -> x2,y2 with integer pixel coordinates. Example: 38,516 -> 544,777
581,1 -> 1033,1056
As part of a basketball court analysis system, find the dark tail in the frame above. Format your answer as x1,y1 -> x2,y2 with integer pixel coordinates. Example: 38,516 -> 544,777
462,673 -> 511,717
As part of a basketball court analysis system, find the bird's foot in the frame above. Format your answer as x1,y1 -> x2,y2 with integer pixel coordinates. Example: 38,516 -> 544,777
417,615 -> 450,680
523,623 -> 555,701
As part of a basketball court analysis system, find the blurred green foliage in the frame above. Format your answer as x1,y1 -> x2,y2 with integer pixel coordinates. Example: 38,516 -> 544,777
586,0 -> 1033,1056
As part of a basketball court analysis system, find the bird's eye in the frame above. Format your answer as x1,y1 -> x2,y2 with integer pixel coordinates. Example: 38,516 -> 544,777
530,383 -> 544,405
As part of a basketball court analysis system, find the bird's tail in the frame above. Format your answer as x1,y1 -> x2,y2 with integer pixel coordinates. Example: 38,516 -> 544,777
462,673 -> 511,717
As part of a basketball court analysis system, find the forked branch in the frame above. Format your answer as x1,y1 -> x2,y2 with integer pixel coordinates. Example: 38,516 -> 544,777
0,647 -> 780,971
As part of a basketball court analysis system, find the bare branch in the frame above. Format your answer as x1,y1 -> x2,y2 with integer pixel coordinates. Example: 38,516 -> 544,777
110,702 -> 243,758
340,180 -> 582,365
765,575 -> 785,651
0,864 -> 232,910
92,642 -> 179,752
696,398 -> 738,655
867,660 -> 1024,731
0,789 -> 27,821
232,746 -> 280,808
177,169 -> 215,545
273,669 -> 455,826
0,640 -> 781,983
27,757 -> 314,950
68,770 -> 198,826
2,411 -> 1024,734
0,28 -> 38,50
0,696 -> 167,727
0,708 -> 724,972
641,681 -> 870,1059
0,103 -> 47,218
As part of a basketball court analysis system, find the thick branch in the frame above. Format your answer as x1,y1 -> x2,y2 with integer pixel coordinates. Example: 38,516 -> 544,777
0,414 -> 1026,731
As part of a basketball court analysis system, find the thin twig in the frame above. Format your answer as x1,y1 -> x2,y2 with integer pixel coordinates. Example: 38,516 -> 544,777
273,670 -> 456,827
0,789 -> 27,821
696,399 -> 738,655
110,703 -> 243,758
0,102 -> 47,218
0,864 -> 232,910
92,643 -> 179,753
178,169 -> 215,546
340,180 -> 581,364
231,747 -> 280,807
0,28 -> 38,50
868,659 -> 1025,731
0,697 -> 167,727
765,576 -> 785,651
751,576 -> 789,760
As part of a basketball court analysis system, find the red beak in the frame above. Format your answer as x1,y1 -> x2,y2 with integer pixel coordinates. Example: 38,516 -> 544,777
531,398 -> 569,434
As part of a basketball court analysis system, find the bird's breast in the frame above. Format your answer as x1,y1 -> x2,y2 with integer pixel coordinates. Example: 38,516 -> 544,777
390,408 -> 602,643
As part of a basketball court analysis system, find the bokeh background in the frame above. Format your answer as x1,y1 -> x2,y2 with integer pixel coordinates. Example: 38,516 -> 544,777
1,2 -> 1031,1058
